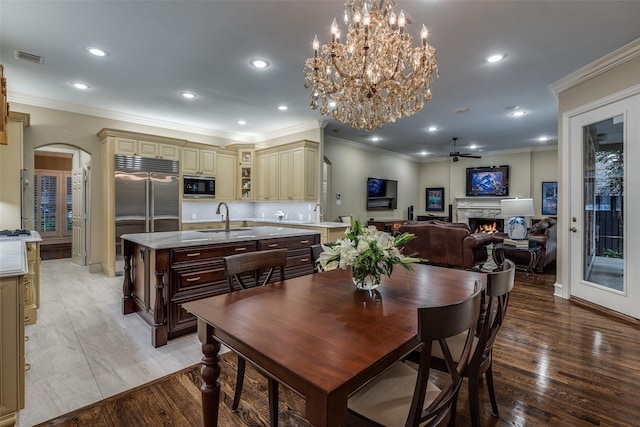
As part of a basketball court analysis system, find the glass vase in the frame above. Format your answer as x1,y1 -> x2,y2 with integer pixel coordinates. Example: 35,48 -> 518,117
351,266 -> 381,291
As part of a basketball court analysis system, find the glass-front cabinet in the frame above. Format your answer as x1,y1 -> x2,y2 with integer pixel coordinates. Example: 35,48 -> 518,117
234,145 -> 254,200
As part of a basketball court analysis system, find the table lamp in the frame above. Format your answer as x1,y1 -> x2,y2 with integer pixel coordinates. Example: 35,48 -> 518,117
501,198 -> 534,240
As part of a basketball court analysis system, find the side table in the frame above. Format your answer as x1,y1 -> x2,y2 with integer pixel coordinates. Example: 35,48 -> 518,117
492,243 -> 542,274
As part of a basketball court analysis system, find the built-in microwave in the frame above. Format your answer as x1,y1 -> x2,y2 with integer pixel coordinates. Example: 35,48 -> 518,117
183,176 -> 215,198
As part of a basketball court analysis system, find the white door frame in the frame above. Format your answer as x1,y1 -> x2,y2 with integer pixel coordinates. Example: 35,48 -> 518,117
557,84 -> 640,309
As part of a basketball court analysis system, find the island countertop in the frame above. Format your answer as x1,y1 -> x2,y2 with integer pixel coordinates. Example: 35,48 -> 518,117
120,226 -> 321,249
181,217 -> 349,229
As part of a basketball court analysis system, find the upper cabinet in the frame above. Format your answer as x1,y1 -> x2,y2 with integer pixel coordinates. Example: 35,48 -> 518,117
182,145 -> 216,176
256,140 -> 318,201
113,136 -> 180,160
214,149 -> 237,201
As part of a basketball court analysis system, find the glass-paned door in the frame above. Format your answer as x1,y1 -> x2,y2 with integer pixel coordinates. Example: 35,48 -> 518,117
34,170 -> 72,237
570,93 -> 639,319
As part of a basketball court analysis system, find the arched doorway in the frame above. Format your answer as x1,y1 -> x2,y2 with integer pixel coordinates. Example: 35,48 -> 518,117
33,144 -> 90,265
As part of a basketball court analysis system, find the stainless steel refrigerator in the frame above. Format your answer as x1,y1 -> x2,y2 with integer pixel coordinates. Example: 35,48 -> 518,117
114,154 -> 179,274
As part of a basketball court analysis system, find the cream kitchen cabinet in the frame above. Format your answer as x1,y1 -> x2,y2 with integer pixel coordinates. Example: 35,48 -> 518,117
256,140 -> 318,201
0,276 -> 24,427
113,137 -> 180,160
182,146 -> 216,176
214,149 -> 237,200
256,151 -> 279,201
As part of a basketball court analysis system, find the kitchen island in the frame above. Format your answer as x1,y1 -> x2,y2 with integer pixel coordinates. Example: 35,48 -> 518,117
182,218 -> 350,243
120,226 -> 320,347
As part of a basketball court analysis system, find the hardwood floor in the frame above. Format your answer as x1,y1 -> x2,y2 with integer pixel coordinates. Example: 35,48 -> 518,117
478,270 -> 640,427
36,269 -> 640,426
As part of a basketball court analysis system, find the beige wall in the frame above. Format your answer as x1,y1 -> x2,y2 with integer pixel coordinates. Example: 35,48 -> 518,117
554,43 -> 640,298
324,137 -> 420,222
0,119 -> 23,229
419,148 -> 558,219
325,136 -> 557,223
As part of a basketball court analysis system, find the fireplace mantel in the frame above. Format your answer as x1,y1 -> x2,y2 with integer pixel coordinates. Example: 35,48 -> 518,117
455,197 -> 506,223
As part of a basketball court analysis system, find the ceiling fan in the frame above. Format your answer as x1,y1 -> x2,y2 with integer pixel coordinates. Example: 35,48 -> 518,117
449,137 -> 481,162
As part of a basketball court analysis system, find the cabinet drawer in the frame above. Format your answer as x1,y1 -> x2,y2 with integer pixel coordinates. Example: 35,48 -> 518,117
171,242 -> 256,265
259,235 -> 318,250
286,252 -> 314,268
171,264 -> 228,295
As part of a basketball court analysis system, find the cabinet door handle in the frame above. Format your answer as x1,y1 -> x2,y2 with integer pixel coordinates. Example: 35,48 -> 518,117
186,277 -> 201,282
186,252 -> 201,257
300,240 -> 309,244
235,247 -> 247,252
300,258 -> 309,262
268,244 -> 279,248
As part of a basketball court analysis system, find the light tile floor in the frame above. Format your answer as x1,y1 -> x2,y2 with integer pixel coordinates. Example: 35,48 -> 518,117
18,259 -> 204,427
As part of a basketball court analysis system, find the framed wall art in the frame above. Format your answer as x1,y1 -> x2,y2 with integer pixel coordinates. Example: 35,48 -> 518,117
542,181 -> 558,215
425,187 -> 445,211
0,64 -> 7,145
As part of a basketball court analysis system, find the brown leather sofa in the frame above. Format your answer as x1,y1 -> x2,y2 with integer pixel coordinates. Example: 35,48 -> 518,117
492,217 -> 557,272
397,220 -> 494,270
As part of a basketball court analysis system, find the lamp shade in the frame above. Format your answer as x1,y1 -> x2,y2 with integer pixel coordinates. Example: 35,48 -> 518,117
501,198 -> 534,240
500,198 -> 534,217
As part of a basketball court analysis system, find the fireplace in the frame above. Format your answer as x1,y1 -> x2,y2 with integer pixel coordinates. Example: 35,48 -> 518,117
469,217 -> 504,234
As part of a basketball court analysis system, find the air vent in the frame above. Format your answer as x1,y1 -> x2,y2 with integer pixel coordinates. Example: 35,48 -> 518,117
14,50 -> 45,65
453,107 -> 470,114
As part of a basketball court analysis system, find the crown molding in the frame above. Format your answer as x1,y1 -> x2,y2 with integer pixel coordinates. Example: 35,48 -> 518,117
549,37 -> 640,97
9,92 -> 321,144
8,111 -> 30,128
325,135 -> 419,163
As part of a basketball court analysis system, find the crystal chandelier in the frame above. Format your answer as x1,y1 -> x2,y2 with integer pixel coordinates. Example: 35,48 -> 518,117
304,0 -> 438,131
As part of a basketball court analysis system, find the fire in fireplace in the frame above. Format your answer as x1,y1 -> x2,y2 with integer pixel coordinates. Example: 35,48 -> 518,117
469,218 -> 504,234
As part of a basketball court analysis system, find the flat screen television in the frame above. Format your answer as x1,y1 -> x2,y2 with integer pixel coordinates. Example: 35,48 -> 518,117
367,177 -> 398,210
466,166 -> 509,196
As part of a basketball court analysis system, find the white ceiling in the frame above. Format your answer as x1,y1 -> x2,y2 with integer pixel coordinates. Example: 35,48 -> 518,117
1,1 -> 639,160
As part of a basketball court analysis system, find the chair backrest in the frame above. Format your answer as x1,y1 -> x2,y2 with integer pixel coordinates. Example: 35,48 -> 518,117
409,284 -> 483,426
223,249 -> 288,292
310,244 -> 323,272
473,259 -> 515,367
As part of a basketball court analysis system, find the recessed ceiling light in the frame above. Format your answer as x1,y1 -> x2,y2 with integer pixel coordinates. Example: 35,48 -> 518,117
486,54 -> 506,63
250,58 -> 270,69
180,91 -> 197,99
537,136 -> 550,142
420,151 -> 428,156
427,126 -> 438,132
510,110 -> 526,117
278,105 -> 288,111
469,144 -> 478,149
85,47 -> 107,57
238,120 -> 247,125
371,136 -> 380,142
71,82 -> 90,90
181,92 -> 197,99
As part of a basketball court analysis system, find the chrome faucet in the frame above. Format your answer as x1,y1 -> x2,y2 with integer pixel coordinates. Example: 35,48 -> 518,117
313,203 -> 324,222
215,202 -> 230,232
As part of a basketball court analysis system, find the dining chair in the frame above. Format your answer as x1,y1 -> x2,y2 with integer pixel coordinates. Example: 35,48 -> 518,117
223,248 -> 288,427
429,259 -> 515,426
310,243 -> 323,272
346,284 -> 483,427
224,248 -> 287,292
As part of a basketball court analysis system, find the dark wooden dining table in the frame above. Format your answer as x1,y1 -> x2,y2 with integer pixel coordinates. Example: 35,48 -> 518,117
183,263 -> 486,427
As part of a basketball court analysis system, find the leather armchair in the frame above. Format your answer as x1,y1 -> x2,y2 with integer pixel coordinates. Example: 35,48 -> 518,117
492,217 -> 557,272
398,220 -> 494,270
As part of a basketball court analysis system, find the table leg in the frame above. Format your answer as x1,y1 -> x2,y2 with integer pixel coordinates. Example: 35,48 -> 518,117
198,319 -> 221,427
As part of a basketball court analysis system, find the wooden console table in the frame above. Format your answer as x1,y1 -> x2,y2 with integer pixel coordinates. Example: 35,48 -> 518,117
367,220 -> 405,232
